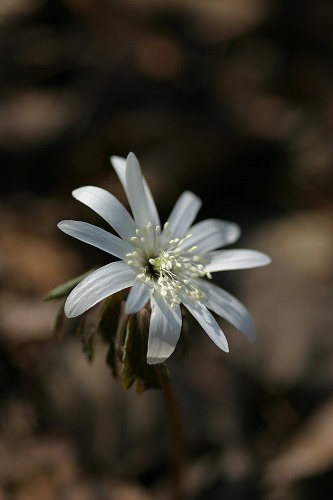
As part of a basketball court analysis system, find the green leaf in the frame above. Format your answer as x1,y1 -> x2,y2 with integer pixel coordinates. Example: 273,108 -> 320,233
50,300 -> 66,341
98,290 -> 127,343
121,312 -> 170,393
77,315 -> 96,362
97,295 -> 170,392
177,307 -> 191,357
137,363 -> 170,394
98,291 -> 128,378
121,315 -> 139,390
44,270 -> 94,302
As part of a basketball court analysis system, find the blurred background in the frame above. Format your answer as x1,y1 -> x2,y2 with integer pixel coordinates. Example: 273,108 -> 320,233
1,0 -> 333,498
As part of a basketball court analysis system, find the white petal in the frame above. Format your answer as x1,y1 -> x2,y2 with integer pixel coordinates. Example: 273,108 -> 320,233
111,153 -> 160,228
198,280 -> 256,342
72,186 -> 136,241
58,220 -> 132,260
182,297 -> 229,352
110,155 -> 127,186
163,191 -> 202,239
125,280 -> 153,315
182,219 -> 241,253
147,293 -> 182,364
64,261 -> 136,318
206,249 -> 271,272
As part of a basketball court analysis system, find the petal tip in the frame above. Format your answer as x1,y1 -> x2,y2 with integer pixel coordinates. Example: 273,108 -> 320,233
110,154 -> 125,166
64,303 -> 76,319
71,186 -> 88,200
256,253 -> 272,267
185,190 -> 202,206
126,151 -> 141,171
219,336 -> 229,352
246,326 -> 257,343
127,151 -> 137,161
147,356 -> 167,365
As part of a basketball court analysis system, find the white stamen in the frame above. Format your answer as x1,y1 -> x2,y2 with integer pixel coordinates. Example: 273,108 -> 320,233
127,227 -> 209,305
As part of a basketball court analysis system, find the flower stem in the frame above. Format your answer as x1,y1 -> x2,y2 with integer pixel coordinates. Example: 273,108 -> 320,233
158,370 -> 187,500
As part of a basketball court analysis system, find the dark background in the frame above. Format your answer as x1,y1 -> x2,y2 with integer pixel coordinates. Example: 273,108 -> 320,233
1,0 -> 333,499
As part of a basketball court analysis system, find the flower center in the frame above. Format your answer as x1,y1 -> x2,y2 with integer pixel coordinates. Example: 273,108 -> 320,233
125,222 -> 211,307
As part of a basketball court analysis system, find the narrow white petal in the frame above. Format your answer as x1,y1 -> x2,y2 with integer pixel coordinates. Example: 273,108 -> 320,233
64,261 -> 136,318
147,293 -> 182,365
125,280 -> 153,315
206,249 -> 271,272
182,297 -> 229,352
72,186 -> 136,241
58,220 -> 132,260
163,191 -> 202,239
126,153 -> 160,228
110,155 -> 127,187
182,219 -> 241,253
198,280 -> 256,342
111,153 -> 160,228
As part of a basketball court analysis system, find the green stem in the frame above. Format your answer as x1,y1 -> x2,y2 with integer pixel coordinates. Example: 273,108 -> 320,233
158,373 -> 187,500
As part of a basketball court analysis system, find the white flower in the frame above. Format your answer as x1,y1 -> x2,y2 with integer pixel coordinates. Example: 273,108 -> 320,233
58,153 -> 270,364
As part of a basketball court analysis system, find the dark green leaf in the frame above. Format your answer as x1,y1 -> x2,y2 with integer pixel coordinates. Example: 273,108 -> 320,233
121,315 -> 139,390
77,316 -> 96,362
97,294 -> 169,392
121,312 -> 170,393
50,300 -> 66,341
98,291 -> 128,378
44,270 -> 94,302
177,307 -> 191,357
97,290 -> 127,343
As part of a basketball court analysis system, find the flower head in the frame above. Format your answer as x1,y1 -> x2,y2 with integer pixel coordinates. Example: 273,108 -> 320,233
58,153 -> 270,364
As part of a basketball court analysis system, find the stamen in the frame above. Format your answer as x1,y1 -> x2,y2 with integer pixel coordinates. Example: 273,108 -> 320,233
127,226 -> 209,305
